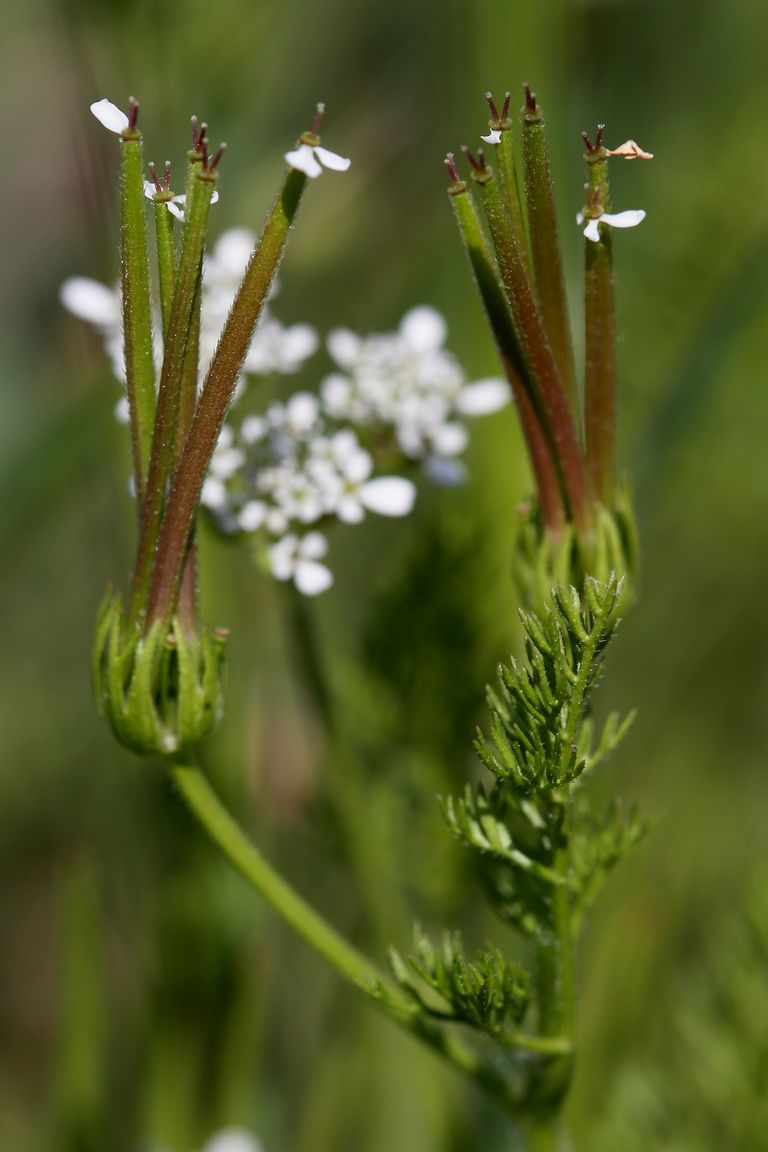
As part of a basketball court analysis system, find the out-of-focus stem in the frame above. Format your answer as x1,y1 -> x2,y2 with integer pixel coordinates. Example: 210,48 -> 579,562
522,89 -> 578,418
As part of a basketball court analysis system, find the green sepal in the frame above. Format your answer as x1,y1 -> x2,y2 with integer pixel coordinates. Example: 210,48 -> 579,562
92,590 -> 228,758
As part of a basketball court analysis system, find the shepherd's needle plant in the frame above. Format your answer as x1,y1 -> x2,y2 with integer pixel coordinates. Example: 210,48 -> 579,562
68,85 -> 653,1149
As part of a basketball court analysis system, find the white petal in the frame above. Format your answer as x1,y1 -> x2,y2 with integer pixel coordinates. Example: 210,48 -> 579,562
359,476 -> 416,517
286,391 -> 319,432
400,306 -> 447,352
300,531 -> 328,560
167,201 -> 185,221
269,536 -> 297,580
90,99 -> 129,135
240,415 -> 266,444
204,1131 -> 263,1152
326,328 -> 361,368
480,129 -> 502,145
212,228 -> 256,276
431,422 -> 469,456
238,500 -> 267,531
285,144 -> 323,178
60,277 -> 120,327
344,448 -> 373,484
601,209 -> 646,229
114,395 -> 130,424
200,476 -> 229,511
279,324 -> 319,370
455,378 -> 510,416
144,179 -> 157,200
314,145 -> 351,172
295,559 -> 333,595
336,495 -> 365,523
583,218 -> 601,243
576,211 -> 585,226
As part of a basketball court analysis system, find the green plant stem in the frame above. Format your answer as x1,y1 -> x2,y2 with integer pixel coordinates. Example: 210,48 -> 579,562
521,98 -> 578,417
146,168 -> 308,629
523,1114 -> 570,1151
168,758 -> 527,1117
475,172 -> 589,532
448,181 -> 564,530
120,129 -> 156,506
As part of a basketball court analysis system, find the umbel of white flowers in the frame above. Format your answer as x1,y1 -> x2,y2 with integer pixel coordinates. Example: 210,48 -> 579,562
63,222 -> 509,595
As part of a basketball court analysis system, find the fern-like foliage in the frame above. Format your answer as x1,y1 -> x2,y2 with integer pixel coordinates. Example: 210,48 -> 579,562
389,926 -> 530,1039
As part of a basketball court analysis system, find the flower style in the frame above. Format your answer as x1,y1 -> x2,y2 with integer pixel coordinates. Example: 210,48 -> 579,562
576,207 -> 646,243
284,102 -> 350,179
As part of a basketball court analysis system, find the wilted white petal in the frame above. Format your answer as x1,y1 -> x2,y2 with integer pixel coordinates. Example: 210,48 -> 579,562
431,422 -> 469,456
90,99 -> 129,135
314,145 -> 351,172
601,208 -> 646,229
285,144 -> 323,178
203,1130 -> 263,1152
456,378 -> 510,416
359,476 -> 416,517
143,179 -> 158,200
301,531 -> 328,560
167,201 -> 185,221
60,277 -> 119,327
605,139 -> 653,160
238,500 -> 267,531
295,559 -> 333,596
583,218 -> 601,243
399,306 -> 447,353
327,328 -> 361,368
576,211 -> 585,227
480,129 -> 502,145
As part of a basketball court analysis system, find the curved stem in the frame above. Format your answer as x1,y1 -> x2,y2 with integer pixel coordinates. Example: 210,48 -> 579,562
168,758 -> 526,1117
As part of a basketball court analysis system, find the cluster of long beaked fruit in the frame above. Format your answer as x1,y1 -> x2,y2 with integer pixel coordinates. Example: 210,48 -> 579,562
91,97 -> 349,756
444,84 -> 651,577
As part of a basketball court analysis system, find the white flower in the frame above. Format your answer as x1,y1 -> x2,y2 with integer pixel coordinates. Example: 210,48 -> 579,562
284,142 -> 351,179
90,99 -> 129,134
269,532 -> 333,595
455,378 -> 509,415
480,129 -> 502,145
60,277 -> 120,329
202,1129 -> 264,1152
145,186 -> 220,222
576,208 -> 646,243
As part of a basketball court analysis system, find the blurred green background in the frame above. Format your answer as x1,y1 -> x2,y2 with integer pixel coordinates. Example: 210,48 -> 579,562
2,0 -> 768,1149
